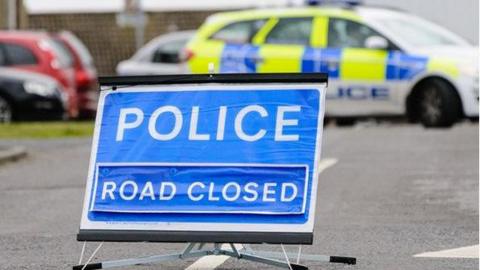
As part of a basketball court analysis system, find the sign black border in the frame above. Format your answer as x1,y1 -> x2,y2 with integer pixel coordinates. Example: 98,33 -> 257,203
98,73 -> 328,87
79,73 -> 327,245
78,230 -> 313,244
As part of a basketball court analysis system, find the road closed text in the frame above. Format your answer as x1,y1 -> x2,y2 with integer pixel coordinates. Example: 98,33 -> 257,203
92,164 -> 307,214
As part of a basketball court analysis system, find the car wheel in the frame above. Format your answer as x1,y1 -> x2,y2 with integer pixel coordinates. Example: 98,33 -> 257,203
417,79 -> 460,128
0,96 -> 12,123
336,117 -> 356,127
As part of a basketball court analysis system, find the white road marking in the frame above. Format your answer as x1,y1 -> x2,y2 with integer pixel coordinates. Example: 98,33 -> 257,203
185,244 -> 243,270
184,158 -> 339,270
414,245 -> 479,258
317,158 -> 338,174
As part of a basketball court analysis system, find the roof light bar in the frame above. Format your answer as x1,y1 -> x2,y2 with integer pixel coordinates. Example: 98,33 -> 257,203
305,0 -> 363,7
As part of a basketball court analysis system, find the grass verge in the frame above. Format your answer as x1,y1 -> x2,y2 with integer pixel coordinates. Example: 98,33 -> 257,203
0,121 -> 94,139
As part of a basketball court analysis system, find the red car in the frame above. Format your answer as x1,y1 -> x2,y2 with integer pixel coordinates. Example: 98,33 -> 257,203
0,31 -> 79,118
53,31 -> 98,118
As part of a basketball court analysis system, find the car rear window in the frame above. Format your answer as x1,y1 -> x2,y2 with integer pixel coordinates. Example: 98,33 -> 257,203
44,38 -> 74,68
210,19 -> 266,44
60,31 -> 94,67
1,43 -> 38,65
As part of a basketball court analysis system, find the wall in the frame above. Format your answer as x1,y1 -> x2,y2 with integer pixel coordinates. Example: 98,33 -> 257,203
0,0 -> 28,30
26,11 -> 218,75
0,1 -> 7,29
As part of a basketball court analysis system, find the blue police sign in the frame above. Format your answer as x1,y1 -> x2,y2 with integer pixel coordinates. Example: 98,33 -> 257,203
79,74 -> 327,244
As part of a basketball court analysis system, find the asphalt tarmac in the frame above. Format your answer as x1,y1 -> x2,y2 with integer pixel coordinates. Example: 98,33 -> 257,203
0,122 -> 477,269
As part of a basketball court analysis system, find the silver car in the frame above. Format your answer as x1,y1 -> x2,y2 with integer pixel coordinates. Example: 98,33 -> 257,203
116,30 -> 195,75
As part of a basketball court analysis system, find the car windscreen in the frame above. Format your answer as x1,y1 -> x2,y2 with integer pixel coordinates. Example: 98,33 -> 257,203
151,38 -> 188,63
210,19 -> 266,44
1,43 -> 38,66
377,16 -> 470,47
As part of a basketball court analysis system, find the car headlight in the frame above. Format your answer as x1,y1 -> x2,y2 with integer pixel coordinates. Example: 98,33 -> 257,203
60,90 -> 69,108
23,81 -> 57,96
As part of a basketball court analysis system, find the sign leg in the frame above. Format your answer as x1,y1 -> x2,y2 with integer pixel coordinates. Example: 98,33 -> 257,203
247,250 -> 356,265
78,241 -> 87,265
73,242 -> 353,269
73,242 -> 104,270
296,245 -> 302,264
73,244 -> 209,270
280,244 -> 294,270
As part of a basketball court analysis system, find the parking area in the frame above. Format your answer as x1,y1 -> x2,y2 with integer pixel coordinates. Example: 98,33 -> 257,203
0,122 -> 477,270
0,1 -> 478,269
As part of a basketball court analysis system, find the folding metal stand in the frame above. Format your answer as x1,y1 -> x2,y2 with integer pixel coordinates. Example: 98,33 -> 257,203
73,242 -> 356,270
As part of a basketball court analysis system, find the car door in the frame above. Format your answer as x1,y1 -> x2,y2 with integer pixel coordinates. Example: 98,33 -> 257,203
255,17 -> 314,73
211,19 -> 266,73
323,17 -> 399,116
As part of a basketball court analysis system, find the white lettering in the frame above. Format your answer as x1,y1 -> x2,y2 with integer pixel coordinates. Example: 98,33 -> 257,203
216,106 -> 227,140
159,182 -> 176,200
280,183 -> 298,202
275,106 -> 301,141
234,105 -> 267,142
101,181 -> 116,200
139,181 -> 155,200
148,106 -> 182,140
243,182 -> 258,202
208,182 -> 220,201
222,182 -> 241,202
188,106 -> 210,140
188,182 -> 205,201
116,104 -> 306,142
263,183 -> 277,202
116,108 -> 144,141
119,180 -> 138,200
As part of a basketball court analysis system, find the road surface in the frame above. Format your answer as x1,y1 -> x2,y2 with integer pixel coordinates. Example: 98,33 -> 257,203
0,123 -> 477,269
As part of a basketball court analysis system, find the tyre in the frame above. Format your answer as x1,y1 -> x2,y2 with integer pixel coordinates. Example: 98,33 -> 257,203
416,79 -> 461,128
336,117 -> 356,127
0,95 -> 12,123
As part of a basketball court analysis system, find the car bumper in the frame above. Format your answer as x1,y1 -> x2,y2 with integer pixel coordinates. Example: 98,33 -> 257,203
458,76 -> 479,117
14,96 -> 65,121
77,90 -> 98,118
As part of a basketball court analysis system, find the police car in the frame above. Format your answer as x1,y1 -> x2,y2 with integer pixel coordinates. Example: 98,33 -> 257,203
184,3 -> 479,127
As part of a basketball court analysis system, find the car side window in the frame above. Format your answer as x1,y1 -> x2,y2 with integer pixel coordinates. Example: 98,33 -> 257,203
151,39 -> 186,64
265,17 -> 313,45
328,18 -> 385,48
2,43 -> 38,65
210,20 -> 266,44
